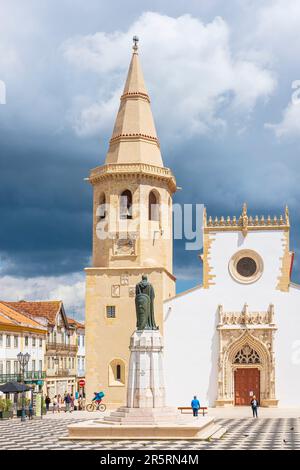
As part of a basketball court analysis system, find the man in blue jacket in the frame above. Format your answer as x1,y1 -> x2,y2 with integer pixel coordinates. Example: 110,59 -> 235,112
191,395 -> 200,417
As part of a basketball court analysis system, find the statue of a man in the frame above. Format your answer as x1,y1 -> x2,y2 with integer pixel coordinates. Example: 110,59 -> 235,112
135,275 -> 157,330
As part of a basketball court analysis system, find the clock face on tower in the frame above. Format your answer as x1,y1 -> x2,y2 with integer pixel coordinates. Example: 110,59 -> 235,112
229,250 -> 263,284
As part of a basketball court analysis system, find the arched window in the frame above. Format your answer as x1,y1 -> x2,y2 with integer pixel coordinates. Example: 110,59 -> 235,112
148,190 -> 159,221
120,190 -> 132,219
108,359 -> 125,386
97,193 -> 106,220
234,345 -> 260,364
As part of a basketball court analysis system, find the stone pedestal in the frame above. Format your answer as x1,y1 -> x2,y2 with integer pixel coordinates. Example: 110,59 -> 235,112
127,329 -> 165,409
66,328 -> 225,440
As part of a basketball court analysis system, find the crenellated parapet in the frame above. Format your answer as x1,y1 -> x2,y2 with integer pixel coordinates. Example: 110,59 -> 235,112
204,203 -> 290,235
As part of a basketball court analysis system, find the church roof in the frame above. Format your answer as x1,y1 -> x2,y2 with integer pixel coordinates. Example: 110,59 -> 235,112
104,37 -> 163,167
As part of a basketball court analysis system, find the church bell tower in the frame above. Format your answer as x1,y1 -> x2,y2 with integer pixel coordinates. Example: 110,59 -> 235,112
85,38 -> 176,406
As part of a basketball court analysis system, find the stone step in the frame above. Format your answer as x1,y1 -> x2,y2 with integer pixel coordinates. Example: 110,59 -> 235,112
103,415 -> 178,424
210,426 -> 227,440
117,407 -> 178,416
197,423 -> 223,440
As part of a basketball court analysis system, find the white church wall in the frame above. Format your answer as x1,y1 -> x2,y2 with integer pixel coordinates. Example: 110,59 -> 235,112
164,286 -> 300,407
273,287 -> 300,406
164,228 -> 300,408
164,288 -> 219,407
209,230 -> 285,295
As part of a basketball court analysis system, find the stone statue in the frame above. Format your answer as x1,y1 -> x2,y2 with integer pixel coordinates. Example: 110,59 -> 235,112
135,275 -> 157,330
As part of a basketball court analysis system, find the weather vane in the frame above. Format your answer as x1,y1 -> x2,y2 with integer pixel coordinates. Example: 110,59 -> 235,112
133,35 -> 139,52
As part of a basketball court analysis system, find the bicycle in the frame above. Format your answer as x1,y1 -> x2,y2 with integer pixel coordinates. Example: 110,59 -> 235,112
86,400 -> 106,412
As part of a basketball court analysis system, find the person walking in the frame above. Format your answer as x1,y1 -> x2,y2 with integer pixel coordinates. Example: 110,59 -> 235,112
64,393 -> 71,412
70,394 -> 75,412
78,395 -> 82,411
45,395 -> 51,412
74,395 -> 78,411
52,395 -> 58,413
28,401 -> 34,420
57,394 -> 61,413
250,395 -> 259,418
191,395 -> 201,417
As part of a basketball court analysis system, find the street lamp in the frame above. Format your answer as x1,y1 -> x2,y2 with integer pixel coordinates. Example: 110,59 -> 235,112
17,352 -> 30,422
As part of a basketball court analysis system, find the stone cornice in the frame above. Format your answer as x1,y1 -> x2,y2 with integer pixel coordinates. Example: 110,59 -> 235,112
88,163 -> 177,192
120,91 -> 150,103
85,265 -> 176,282
109,133 -> 160,147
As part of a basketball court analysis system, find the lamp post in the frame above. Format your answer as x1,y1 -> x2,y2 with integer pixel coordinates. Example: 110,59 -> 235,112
17,352 -> 30,422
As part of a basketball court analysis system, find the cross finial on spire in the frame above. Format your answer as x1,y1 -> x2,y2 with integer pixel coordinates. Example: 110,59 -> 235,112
132,35 -> 139,52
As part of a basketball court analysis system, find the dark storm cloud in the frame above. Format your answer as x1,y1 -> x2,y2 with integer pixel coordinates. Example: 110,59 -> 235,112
0,0 -> 300,295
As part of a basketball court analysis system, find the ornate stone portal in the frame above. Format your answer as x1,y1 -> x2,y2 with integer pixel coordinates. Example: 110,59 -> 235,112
215,303 -> 278,407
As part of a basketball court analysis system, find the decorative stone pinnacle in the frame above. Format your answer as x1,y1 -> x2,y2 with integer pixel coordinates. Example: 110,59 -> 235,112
203,206 -> 207,227
241,202 -> 248,237
132,35 -> 139,52
285,205 -> 290,225
206,205 -> 289,231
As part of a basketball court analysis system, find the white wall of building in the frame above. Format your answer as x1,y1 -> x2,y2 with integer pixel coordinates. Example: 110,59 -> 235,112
0,332 -> 45,376
163,229 -> 300,407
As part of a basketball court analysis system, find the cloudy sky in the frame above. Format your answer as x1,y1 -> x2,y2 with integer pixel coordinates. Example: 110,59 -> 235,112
0,0 -> 300,320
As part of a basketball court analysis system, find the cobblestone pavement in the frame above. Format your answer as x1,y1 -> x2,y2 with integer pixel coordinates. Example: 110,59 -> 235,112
1,413 -> 300,450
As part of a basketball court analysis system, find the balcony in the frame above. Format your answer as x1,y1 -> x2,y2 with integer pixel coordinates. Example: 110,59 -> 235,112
47,369 -> 75,377
46,342 -> 78,353
0,371 -> 46,384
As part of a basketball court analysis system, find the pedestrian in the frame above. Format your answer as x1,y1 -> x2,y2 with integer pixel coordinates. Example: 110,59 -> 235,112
81,395 -> 86,410
191,395 -> 201,417
28,401 -> 34,420
250,395 -> 259,418
57,394 -> 61,413
52,395 -> 58,413
74,396 -> 78,411
70,394 -> 74,412
45,395 -> 51,412
64,393 -> 71,412
78,395 -> 82,411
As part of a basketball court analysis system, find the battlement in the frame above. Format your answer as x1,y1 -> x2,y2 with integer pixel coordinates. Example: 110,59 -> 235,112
204,203 -> 289,235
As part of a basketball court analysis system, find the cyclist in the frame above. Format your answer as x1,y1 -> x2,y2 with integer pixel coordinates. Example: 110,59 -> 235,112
92,391 -> 105,404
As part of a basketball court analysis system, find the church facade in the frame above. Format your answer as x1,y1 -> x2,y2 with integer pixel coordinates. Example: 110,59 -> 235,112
85,40 -> 300,408
164,206 -> 300,407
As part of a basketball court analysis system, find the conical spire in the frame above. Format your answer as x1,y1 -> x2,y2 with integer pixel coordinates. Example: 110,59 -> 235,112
105,37 -> 163,167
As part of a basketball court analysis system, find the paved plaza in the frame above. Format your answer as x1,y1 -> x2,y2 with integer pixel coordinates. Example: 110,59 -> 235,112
1,409 -> 300,450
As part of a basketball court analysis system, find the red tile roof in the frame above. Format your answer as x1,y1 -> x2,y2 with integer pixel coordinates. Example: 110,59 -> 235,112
0,302 -> 48,331
1,301 -> 62,325
67,317 -> 85,329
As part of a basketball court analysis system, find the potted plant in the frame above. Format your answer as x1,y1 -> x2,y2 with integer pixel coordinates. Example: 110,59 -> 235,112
0,398 -> 13,419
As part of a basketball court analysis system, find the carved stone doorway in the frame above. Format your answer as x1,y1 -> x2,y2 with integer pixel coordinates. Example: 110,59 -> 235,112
234,368 -> 260,405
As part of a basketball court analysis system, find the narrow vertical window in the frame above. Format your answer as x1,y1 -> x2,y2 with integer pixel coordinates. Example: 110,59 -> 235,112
148,190 -> 159,221
116,364 -> 121,381
120,190 -> 132,219
98,193 -> 106,220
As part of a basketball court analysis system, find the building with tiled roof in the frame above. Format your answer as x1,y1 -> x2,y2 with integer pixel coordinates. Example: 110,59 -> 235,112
2,300 -> 64,326
0,301 -> 85,398
0,302 -> 47,389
